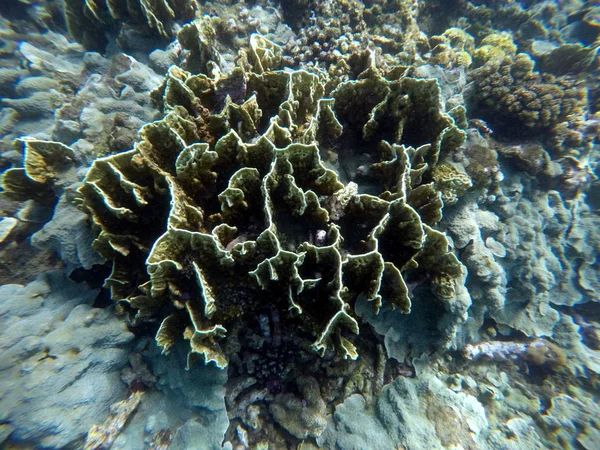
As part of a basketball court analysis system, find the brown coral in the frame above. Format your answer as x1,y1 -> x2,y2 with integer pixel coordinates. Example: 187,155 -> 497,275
470,53 -> 587,130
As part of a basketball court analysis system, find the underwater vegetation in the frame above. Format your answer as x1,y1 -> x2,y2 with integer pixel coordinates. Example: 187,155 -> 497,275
0,0 -> 599,449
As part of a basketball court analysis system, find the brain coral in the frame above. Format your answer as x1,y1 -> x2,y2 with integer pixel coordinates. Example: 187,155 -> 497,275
79,42 -> 469,442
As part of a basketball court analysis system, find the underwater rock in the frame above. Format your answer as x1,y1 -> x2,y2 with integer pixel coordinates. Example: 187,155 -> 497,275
269,376 -> 327,439
0,216 -> 16,242
79,337 -> 230,450
0,22 -> 161,153
85,391 -> 144,450
31,192 -> 104,271
0,272 -> 134,448
445,163 -> 599,347
541,392 -> 600,449
463,338 -> 568,374
0,28 -> 86,148
318,357 -> 488,450
485,418 -> 545,450
537,43 -> 599,75
496,142 -> 554,176
148,342 -> 229,450
551,313 -> 600,377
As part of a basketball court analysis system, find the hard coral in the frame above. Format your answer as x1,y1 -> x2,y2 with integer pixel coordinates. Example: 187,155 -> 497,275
63,0 -> 196,51
470,53 -> 587,131
79,37 -> 469,443
472,32 -> 517,67
428,27 -> 475,69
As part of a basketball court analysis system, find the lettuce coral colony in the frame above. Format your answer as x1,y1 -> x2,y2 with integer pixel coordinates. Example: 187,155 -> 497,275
0,0 -> 598,448
76,32 -> 472,442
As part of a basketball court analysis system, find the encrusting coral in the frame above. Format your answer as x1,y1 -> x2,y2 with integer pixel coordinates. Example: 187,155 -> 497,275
78,33 -> 470,443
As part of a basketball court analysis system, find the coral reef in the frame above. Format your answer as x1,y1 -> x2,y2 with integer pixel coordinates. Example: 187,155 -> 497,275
542,392 -> 600,449
0,11 -> 163,152
469,53 -> 587,131
444,166 -> 600,345
77,32 -> 471,443
0,1 -> 599,449
0,12 -> 166,278
62,0 -> 196,52
80,59 -> 468,360
428,27 -> 475,69
472,31 -> 517,66
318,357 -> 489,450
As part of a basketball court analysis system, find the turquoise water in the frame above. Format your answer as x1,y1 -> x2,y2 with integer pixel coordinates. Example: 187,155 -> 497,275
0,1 -> 598,449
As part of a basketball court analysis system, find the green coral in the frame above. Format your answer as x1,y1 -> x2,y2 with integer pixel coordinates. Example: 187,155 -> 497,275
64,0 -> 196,51
80,41 -> 468,371
1,139 -> 76,203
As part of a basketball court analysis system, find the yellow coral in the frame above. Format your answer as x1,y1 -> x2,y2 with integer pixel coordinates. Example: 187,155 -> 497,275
431,164 -> 472,205
473,32 -> 517,66
429,28 -> 475,68
442,27 -> 475,52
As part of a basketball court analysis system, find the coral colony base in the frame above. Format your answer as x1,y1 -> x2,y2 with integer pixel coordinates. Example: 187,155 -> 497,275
0,0 -> 599,449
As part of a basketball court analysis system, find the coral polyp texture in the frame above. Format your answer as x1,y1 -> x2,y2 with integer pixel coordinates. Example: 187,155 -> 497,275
470,52 -> 587,130
79,53 -> 469,376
